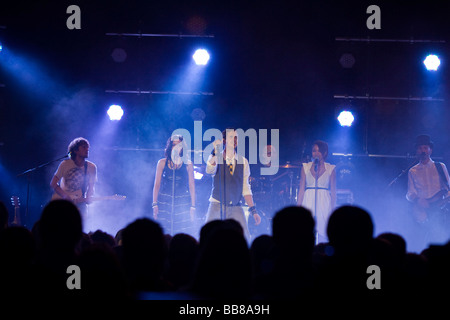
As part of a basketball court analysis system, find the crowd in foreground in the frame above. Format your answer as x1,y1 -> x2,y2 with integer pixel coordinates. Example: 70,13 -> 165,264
1,199 -> 449,303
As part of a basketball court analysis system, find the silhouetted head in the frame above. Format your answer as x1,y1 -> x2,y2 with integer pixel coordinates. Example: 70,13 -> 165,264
192,227 -> 251,299
376,232 -> 407,257
169,233 -> 199,264
89,229 -> 116,248
199,219 -> 243,248
121,218 -> 167,289
272,206 -> 315,254
167,233 -> 199,289
250,234 -> 275,276
39,200 -> 82,252
327,205 -> 374,255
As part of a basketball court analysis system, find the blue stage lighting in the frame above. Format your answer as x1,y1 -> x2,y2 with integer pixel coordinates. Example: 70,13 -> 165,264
423,54 -> 440,71
0,42 -> 2,53
107,104 -> 124,121
337,110 -> 355,127
193,49 -> 210,65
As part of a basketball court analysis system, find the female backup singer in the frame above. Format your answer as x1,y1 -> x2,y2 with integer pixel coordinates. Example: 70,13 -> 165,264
152,135 -> 196,236
297,140 -> 336,243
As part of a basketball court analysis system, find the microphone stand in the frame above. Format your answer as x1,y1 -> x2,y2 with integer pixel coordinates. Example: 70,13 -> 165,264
17,154 -> 69,228
288,170 -> 294,204
215,145 -> 224,221
386,157 -> 418,190
222,149 -> 227,220
314,160 -> 319,245
171,161 -> 175,236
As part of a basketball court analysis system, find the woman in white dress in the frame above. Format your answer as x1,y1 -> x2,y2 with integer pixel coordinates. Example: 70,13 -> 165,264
297,140 -> 336,244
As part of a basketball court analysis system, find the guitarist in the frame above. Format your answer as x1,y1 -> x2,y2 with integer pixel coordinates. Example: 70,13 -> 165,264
50,137 -> 97,217
406,134 -> 450,243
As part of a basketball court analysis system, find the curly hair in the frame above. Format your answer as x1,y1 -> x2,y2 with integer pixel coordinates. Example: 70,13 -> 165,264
68,137 -> 90,160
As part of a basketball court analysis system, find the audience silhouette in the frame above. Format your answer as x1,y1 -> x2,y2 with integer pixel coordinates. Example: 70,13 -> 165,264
1,198 -> 449,303
0,201 -> 9,232
191,220 -> 252,299
255,206 -> 315,299
120,217 -> 169,297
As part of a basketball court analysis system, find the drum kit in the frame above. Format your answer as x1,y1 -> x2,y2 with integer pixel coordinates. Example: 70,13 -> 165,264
250,161 -> 303,212
244,161 -> 304,237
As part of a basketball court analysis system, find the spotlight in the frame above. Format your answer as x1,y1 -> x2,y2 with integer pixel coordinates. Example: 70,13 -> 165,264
339,53 -> 355,69
107,105 -> 124,121
0,42 -> 2,53
111,48 -> 127,63
193,49 -> 210,65
337,110 -> 355,127
423,54 -> 440,71
193,166 -> 204,180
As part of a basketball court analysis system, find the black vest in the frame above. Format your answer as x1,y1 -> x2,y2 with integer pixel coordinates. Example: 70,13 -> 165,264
211,154 -> 244,205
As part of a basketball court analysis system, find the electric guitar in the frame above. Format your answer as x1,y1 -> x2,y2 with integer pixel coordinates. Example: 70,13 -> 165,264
10,196 -> 21,226
51,190 -> 126,204
412,189 -> 450,223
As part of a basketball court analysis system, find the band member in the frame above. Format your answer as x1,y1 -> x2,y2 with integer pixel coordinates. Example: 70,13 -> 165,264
152,135 -> 196,236
406,135 -> 450,245
50,137 -> 97,217
297,140 -> 336,244
205,128 -> 261,242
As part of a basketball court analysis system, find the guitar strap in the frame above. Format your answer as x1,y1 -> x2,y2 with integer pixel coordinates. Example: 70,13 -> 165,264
82,161 -> 88,197
434,162 -> 450,191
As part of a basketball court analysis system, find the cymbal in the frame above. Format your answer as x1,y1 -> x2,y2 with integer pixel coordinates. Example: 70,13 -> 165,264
278,163 -> 300,169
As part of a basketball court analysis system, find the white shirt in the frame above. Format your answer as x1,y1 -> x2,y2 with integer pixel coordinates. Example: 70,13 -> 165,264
407,159 -> 450,201
206,152 -> 252,202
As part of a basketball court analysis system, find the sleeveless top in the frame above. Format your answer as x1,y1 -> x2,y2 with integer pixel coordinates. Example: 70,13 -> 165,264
158,159 -> 192,235
301,162 -> 335,238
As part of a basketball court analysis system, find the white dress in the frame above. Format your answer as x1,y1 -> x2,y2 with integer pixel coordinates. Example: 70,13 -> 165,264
301,162 -> 335,239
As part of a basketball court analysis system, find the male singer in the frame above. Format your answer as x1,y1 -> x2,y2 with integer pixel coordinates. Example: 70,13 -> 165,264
205,128 -> 261,242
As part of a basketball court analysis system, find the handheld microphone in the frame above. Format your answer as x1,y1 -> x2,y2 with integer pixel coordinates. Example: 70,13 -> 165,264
214,141 -> 222,156
314,158 -> 319,172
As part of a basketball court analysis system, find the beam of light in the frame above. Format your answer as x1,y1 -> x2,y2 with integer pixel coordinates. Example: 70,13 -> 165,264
107,104 -> 124,121
192,49 -> 210,65
0,42 -> 3,53
0,161 -> 17,196
423,54 -> 441,71
0,46 -> 66,101
337,110 -> 355,127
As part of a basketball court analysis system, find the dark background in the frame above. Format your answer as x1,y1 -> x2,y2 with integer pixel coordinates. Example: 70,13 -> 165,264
0,0 -> 449,252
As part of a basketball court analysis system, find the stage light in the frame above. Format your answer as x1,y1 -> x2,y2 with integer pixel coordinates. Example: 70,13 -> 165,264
107,104 -> 124,121
193,49 -> 210,65
111,48 -> 127,63
337,110 -> 355,127
0,42 -> 2,53
193,166 -> 203,180
423,54 -> 440,71
339,53 -> 355,69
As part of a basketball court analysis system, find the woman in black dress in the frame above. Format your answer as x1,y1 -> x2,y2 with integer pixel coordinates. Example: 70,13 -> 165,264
152,135 -> 196,236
